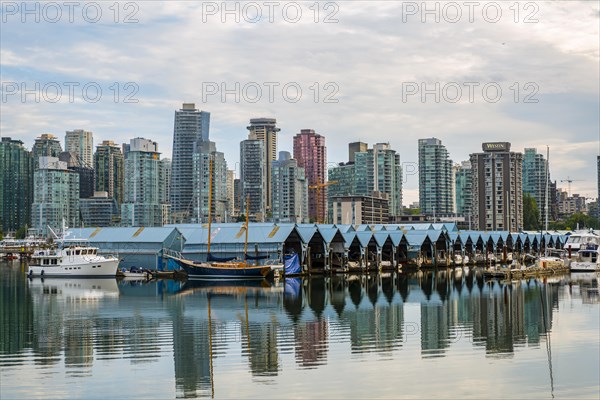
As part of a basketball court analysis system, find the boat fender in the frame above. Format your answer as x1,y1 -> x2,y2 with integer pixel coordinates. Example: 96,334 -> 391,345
41,270 -> 44,276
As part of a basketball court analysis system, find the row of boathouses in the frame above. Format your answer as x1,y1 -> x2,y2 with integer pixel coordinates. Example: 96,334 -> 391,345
67,223 -> 570,273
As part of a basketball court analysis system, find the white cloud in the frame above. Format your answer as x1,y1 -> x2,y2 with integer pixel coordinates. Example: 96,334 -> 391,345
1,0 -> 598,205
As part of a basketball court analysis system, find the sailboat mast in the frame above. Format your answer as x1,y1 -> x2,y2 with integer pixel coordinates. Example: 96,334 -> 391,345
545,146 -> 549,233
244,194 -> 250,255
207,157 -> 213,254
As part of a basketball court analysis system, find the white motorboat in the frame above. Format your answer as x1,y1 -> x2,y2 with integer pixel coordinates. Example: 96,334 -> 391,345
564,230 -> 599,255
28,240 -> 119,277
570,244 -> 600,272
119,266 -> 151,279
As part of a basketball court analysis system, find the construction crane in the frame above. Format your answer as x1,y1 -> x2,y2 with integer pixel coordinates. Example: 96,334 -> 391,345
308,181 -> 338,224
560,176 -> 583,197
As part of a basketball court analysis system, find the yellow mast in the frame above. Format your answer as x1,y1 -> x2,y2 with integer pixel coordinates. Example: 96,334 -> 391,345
207,157 -> 214,254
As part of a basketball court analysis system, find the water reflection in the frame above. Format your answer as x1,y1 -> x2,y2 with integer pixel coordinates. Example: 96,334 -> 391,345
1,265 -> 598,398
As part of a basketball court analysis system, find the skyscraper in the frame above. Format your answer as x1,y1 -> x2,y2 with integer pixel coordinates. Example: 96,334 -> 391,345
240,139 -> 266,221
470,142 -> 523,231
192,140 -> 228,223
247,118 -> 279,212
31,157 -> 80,236
271,151 -> 309,223
0,138 -> 33,233
418,138 -> 453,217
522,148 -> 549,221
121,138 -> 165,227
358,143 -> 403,217
348,142 -> 367,163
59,152 -> 95,199
226,170 -> 235,218
454,161 -> 473,223
94,140 -> 124,207
32,134 -> 62,169
328,142 -> 403,220
65,129 -> 93,167
171,103 -> 210,222
80,191 -> 120,227
160,158 -> 172,205
293,129 -> 327,223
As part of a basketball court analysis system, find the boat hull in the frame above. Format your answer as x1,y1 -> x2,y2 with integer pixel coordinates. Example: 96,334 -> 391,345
570,262 -> 600,272
174,257 -> 272,280
28,258 -> 120,277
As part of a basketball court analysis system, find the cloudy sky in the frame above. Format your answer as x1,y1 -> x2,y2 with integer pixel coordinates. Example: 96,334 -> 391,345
1,1 -> 599,204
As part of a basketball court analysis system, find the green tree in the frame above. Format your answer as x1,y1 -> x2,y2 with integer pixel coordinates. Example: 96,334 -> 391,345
15,226 -> 27,239
523,193 -> 540,230
236,214 -> 246,222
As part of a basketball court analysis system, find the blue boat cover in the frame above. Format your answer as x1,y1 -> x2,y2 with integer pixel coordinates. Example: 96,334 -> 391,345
207,253 -> 237,262
284,277 -> 302,298
284,253 -> 301,275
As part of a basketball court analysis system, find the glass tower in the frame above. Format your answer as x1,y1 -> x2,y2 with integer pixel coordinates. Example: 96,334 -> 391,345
171,103 -> 210,222
271,151 -> 308,223
0,138 -> 33,233
121,138 -> 165,227
94,140 -> 124,207
418,138 -> 453,217
31,157 -> 80,237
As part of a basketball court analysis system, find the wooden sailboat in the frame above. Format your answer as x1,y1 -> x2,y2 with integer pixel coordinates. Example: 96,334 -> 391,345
169,158 -> 273,280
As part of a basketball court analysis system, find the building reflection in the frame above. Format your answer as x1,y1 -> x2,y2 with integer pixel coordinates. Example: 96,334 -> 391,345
2,263 -> 597,389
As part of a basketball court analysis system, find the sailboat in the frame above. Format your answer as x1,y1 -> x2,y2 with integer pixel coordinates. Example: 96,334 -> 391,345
536,146 -> 565,269
168,158 -> 275,280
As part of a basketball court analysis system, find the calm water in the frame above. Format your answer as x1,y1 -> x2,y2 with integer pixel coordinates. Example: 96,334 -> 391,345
1,261 -> 599,399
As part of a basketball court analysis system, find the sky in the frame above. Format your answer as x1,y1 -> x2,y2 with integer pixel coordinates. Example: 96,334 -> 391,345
1,1 -> 599,205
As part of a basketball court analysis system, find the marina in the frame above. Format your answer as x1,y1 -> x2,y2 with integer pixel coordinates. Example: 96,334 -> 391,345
1,260 -> 598,399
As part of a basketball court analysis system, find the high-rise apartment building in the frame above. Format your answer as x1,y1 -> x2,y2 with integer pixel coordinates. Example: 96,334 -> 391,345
65,129 -> 93,167
271,151 -> 309,223
160,158 -> 171,205
171,103 -> 210,222
247,118 -> 279,212
59,152 -> 94,199
470,142 -> 523,231
356,143 -> 403,217
192,140 -> 228,223
31,157 -> 80,236
418,138 -> 453,217
121,138 -> 165,227
348,142 -> 367,163
293,129 -> 327,223
240,139 -> 266,221
32,134 -> 62,169
328,142 -> 403,220
453,161 -> 473,222
80,191 -> 120,227
0,138 -> 33,233
226,170 -> 235,218
332,192 -> 389,225
94,140 -> 124,206
522,148 -> 550,221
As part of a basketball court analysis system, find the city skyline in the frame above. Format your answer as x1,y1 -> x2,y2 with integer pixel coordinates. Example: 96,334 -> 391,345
2,2 -> 598,204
